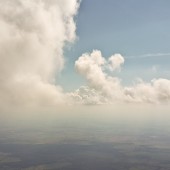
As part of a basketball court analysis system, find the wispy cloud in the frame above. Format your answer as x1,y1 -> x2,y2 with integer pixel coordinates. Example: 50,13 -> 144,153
125,53 -> 170,59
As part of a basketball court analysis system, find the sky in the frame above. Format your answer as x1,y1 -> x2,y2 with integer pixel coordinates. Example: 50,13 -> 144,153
60,0 -> 170,90
0,0 -> 170,111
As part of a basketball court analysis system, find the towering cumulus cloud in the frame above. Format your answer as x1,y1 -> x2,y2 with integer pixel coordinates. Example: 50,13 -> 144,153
72,50 -> 170,105
0,0 -> 79,109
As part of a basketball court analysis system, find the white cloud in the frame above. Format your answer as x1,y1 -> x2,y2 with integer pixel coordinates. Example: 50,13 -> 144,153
108,54 -> 124,71
124,78 -> 170,103
75,50 -> 123,99
0,0 -> 79,110
72,50 -> 170,105
69,86 -> 111,105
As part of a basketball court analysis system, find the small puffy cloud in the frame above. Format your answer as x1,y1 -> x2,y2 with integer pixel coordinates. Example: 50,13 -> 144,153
108,54 -> 125,71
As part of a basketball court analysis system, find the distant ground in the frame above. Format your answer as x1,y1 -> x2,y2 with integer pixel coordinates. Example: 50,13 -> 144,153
0,141 -> 170,170
0,114 -> 170,170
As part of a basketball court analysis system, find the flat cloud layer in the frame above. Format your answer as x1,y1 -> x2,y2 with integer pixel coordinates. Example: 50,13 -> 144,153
71,50 -> 170,105
0,0 -> 79,109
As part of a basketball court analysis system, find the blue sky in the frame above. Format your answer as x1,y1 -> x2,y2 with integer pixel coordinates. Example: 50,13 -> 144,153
60,0 -> 170,91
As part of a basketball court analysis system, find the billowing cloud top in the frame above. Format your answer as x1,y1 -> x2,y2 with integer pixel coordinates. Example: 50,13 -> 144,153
0,0 -> 79,109
108,54 -> 124,71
